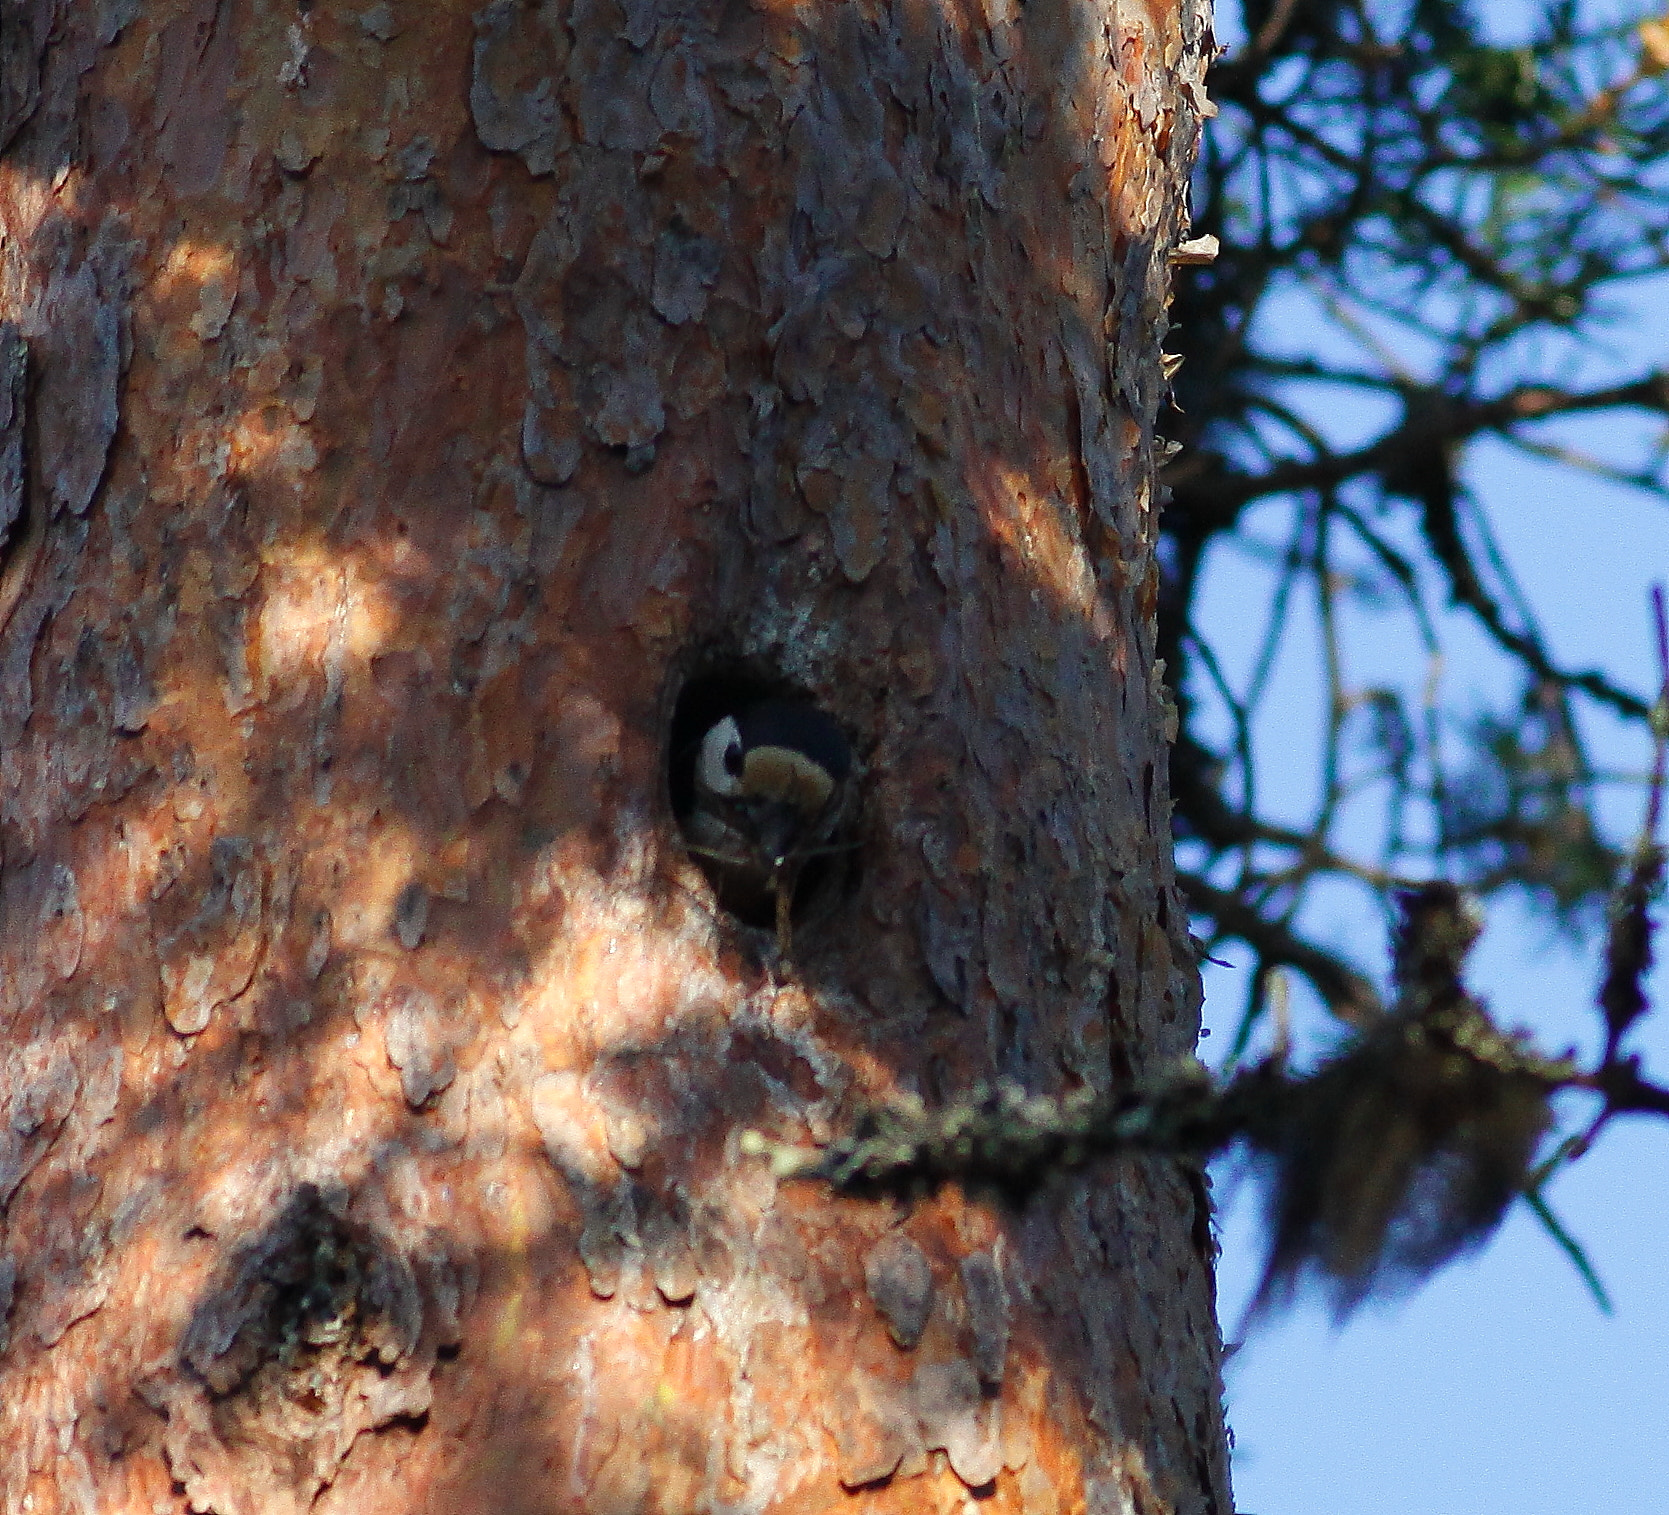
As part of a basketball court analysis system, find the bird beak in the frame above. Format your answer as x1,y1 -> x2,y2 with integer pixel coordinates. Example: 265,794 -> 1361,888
754,806 -> 807,873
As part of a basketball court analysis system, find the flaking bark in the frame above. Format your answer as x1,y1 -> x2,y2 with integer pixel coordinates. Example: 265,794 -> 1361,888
0,3 -> 1225,1512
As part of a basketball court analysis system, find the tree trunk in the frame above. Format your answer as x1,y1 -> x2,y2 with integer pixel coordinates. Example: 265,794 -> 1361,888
0,2 -> 1226,1512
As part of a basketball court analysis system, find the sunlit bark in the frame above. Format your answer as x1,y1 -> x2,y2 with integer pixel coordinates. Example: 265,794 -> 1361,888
0,3 -> 1224,1512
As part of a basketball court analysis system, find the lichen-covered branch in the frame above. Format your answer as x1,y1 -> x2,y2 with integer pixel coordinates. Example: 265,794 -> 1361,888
765,870 -> 1667,1317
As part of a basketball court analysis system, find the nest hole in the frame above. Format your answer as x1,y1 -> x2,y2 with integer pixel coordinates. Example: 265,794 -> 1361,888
667,660 -> 860,938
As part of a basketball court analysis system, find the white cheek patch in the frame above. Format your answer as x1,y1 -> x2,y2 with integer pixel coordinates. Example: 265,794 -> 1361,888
697,717 -> 744,796
742,745 -> 835,813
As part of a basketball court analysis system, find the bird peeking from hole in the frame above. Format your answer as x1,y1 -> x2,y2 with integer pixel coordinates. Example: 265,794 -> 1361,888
679,699 -> 853,954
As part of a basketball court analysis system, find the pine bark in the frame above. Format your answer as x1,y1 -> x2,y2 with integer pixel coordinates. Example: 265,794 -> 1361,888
0,2 -> 1226,1512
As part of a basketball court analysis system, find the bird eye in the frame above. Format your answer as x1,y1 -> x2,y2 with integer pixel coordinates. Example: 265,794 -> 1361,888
724,740 -> 744,776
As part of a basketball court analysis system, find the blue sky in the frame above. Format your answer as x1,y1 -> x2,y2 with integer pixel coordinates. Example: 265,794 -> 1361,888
1187,302 -> 1669,1515
1185,7 -> 1669,1502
